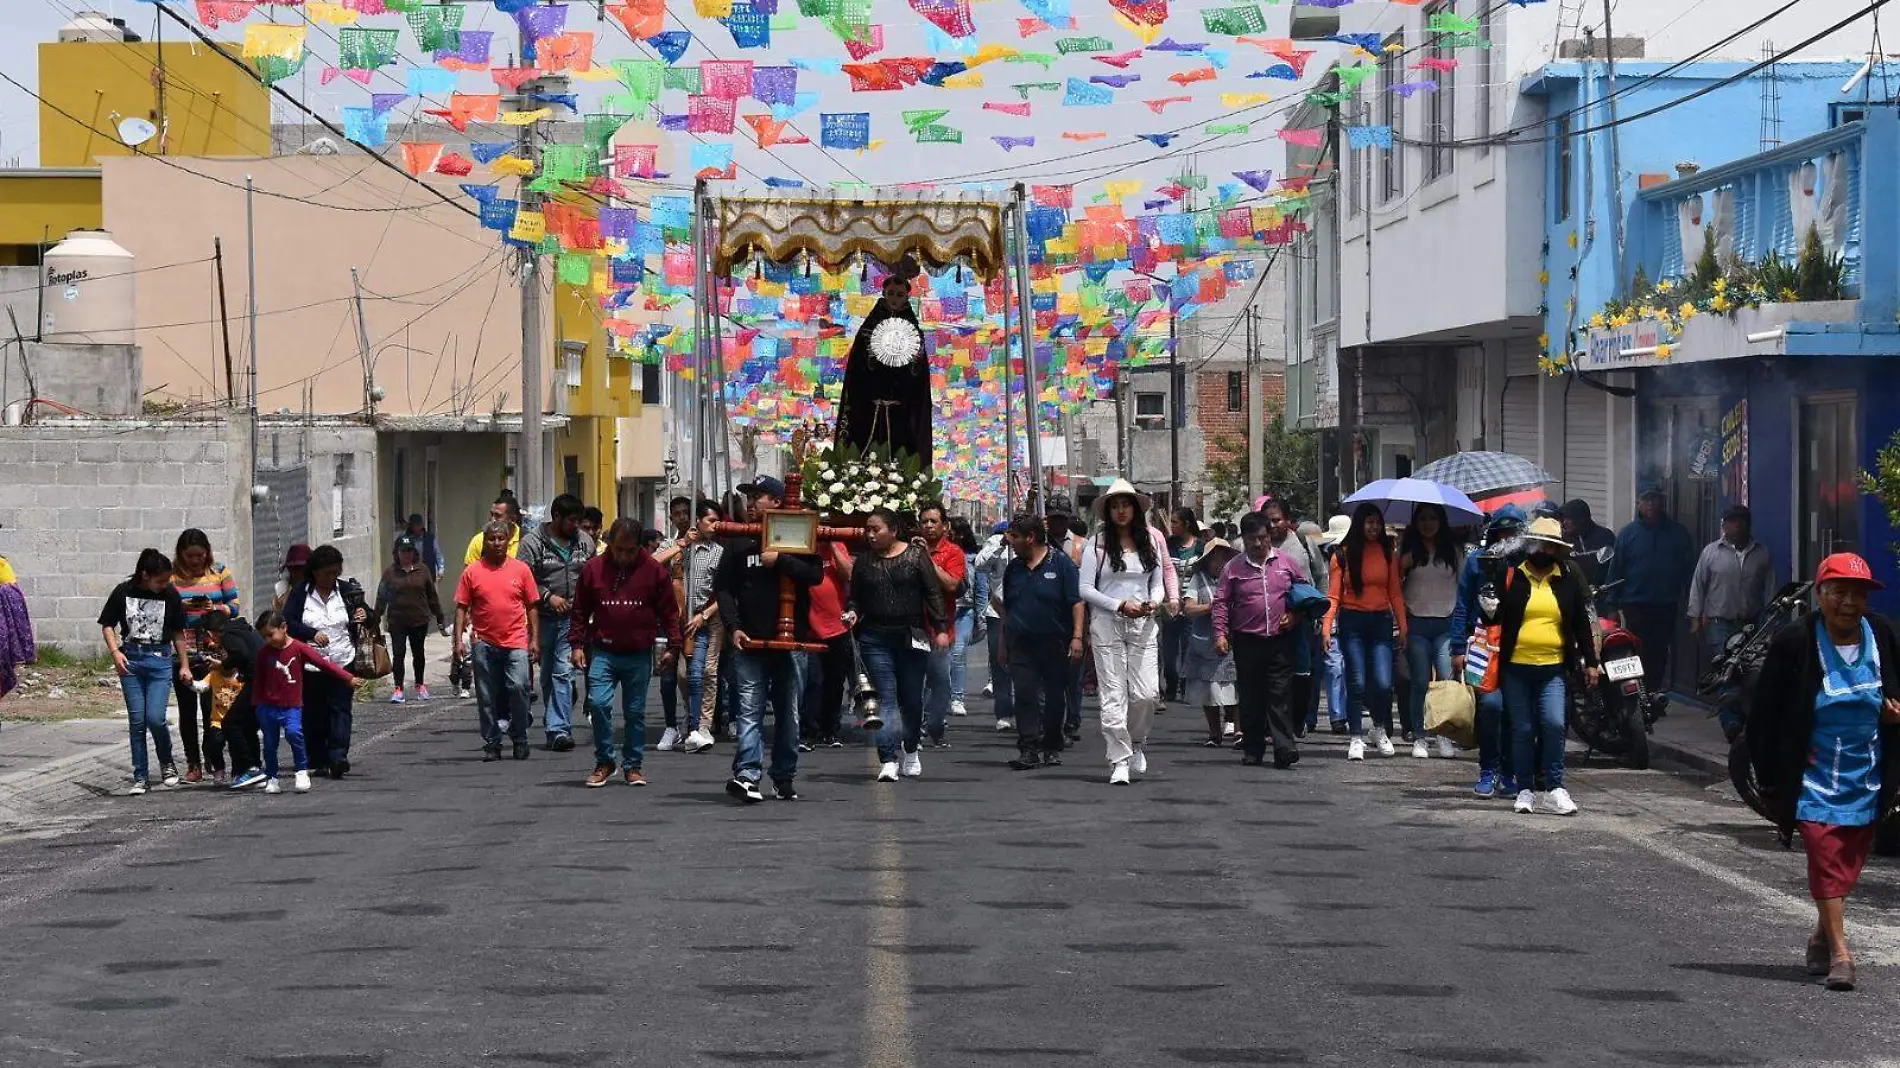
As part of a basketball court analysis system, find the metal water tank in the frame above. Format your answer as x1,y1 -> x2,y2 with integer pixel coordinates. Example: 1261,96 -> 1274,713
42,229 -> 137,345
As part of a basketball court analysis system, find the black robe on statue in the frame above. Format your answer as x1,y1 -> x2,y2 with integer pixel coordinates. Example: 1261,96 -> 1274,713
834,300 -> 933,468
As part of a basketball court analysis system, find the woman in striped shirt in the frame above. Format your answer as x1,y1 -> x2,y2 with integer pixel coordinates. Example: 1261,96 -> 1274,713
171,528 -> 240,784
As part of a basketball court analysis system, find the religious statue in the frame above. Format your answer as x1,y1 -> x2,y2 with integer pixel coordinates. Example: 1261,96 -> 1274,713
834,260 -> 933,469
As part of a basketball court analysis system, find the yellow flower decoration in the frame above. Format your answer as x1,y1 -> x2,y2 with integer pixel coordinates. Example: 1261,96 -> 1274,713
1657,279 -> 1674,293
1609,313 -> 1630,328
1538,332 -> 1550,349
1589,312 -> 1607,330
1712,277 -> 1728,295
1538,269 -> 1550,286
1567,231 -> 1579,249
1677,302 -> 1697,320
1711,294 -> 1731,313
1655,343 -> 1673,360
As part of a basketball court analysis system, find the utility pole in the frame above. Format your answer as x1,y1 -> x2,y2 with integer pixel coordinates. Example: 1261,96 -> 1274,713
213,237 -> 234,406
1601,0 -> 1628,289
1247,305 -> 1263,503
1167,283 -> 1180,511
512,74 -> 555,512
245,175 -> 259,488
350,266 -> 375,417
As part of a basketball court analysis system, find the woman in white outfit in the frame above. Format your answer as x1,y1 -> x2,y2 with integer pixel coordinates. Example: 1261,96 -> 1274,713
1079,480 -> 1169,785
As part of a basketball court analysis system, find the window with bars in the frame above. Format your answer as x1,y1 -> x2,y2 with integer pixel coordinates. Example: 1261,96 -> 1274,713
1379,35 -> 1405,204
1226,371 -> 1243,412
1425,2 -> 1455,181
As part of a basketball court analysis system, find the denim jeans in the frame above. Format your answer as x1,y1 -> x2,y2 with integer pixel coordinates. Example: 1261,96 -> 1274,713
256,703 -> 308,778
861,629 -> 929,762
986,621 -> 1013,722
120,644 -> 176,783
1337,609 -> 1396,737
678,622 -> 722,736
923,637 -> 953,742
1405,615 -> 1455,738
1324,635 -> 1345,725
1704,618 -> 1746,733
472,641 -> 531,746
538,616 -> 575,741
1475,686 -> 1511,778
586,647 -> 654,770
950,609 -> 977,703
1503,662 -> 1568,791
729,647 -> 801,784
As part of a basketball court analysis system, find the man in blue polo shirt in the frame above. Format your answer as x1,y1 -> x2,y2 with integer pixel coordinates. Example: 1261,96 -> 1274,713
994,513 -> 1084,770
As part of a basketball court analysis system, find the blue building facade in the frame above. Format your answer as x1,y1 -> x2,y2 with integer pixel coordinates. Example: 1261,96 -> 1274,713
1522,60 -> 1899,691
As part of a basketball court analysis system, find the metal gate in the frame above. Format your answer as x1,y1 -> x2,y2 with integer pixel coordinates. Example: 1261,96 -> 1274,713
1562,377 -> 1611,516
252,465 -> 308,612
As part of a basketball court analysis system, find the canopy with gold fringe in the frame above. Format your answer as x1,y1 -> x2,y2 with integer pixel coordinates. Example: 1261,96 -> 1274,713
710,190 -> 1007,278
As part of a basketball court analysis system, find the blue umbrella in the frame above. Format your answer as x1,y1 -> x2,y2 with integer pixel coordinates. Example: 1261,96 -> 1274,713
1343,478 -> 1485,526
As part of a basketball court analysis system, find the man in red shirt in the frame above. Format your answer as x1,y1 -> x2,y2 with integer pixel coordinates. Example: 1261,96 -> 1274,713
455,521 -> 541,762
570,519 -> 681,787
915,501 -> 967,747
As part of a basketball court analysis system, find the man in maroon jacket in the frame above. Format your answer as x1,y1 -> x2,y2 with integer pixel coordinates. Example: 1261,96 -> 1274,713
570,519 -> 681,787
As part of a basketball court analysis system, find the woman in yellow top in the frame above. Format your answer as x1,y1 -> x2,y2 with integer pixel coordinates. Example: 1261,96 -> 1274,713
1491,517 -> 1601,816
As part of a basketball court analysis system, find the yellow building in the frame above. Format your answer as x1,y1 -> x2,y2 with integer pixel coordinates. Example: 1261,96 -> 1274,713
553,254 -> 642,527
3,13 -> 270,263
38,16 -> 271,168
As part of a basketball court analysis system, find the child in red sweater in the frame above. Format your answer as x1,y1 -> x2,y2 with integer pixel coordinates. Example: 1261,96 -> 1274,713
253,610 -> 357,794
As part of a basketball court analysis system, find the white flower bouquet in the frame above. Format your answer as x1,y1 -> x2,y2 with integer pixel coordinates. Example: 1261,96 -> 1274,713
799,441 -> 942,519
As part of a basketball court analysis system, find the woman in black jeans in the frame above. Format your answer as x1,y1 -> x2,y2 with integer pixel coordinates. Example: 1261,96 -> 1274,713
376,534 -> 445,703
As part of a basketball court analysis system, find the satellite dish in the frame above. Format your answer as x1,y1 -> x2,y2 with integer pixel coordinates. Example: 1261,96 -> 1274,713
117,117 -> 158,147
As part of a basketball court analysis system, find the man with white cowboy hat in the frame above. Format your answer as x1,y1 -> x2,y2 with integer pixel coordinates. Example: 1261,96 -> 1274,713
1078,478 -> 1175,784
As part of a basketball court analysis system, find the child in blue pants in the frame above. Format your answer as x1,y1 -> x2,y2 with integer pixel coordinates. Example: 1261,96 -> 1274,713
252,610 -> 357,794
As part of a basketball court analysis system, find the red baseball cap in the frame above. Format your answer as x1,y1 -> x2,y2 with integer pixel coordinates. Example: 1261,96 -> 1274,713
1816,553 -> 1884,589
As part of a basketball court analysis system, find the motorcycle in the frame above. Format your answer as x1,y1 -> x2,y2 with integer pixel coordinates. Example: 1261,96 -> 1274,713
1568,574 -> 1665,769
1698,581 -> 1814,826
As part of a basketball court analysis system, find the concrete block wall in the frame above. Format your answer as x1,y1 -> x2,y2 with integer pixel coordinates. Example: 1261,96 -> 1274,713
0,417 -> 253,655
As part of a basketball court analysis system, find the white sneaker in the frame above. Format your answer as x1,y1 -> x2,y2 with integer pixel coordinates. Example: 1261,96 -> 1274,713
1369,728 -> 1396,757
1544,787 -> 1579,816
684,729 -> 714,753
265,777 -> 282,795
982,681 -> 994,697
1109,761 -> 1132,785
877,761 -> 900,782
1513,789 -> 1535,814
995,718 -> 1014,732
1347,738 -> 1366,761
656,727 -> 680,752
1130,748 -> 1148,775
1223,722 -> 1238,737
951,700 -> 969,717
900,751 -> 923,778
293,770 -> 311,793
1436,736 -> 1457,758
457,685 -> 473,699
1412,739 -> 1431,759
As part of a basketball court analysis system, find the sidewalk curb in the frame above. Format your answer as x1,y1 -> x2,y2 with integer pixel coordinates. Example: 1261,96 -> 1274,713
1648,734 -> 1729,780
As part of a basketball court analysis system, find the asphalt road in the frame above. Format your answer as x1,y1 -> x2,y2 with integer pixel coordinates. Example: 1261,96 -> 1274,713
3,659 -> 1900,1068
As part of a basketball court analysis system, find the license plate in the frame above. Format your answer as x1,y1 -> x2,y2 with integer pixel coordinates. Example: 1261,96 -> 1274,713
1605,657 -> 1646,681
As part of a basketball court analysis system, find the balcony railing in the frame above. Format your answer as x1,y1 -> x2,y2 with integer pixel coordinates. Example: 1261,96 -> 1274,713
1636,121 -> 1864,290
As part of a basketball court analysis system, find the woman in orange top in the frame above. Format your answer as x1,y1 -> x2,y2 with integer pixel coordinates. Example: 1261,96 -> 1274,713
1325,502 -> 1407,761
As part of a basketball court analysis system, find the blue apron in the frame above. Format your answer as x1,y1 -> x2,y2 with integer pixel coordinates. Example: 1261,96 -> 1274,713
1798,618 -> 1884,827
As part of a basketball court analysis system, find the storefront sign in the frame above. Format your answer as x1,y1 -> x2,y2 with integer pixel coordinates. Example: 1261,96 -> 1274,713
1575,320 -> 1661,372
1687,428 -> 1720,482
1721,400 -> 1749,506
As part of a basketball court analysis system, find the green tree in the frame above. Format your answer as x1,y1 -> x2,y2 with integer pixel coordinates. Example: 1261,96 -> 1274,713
1206,409 -> 1320,523
1861,427 -> 1900,555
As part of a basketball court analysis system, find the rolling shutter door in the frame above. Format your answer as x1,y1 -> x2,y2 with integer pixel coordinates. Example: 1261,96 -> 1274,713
1501,375 -> 1540,461
1563,380 -> 1610,516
